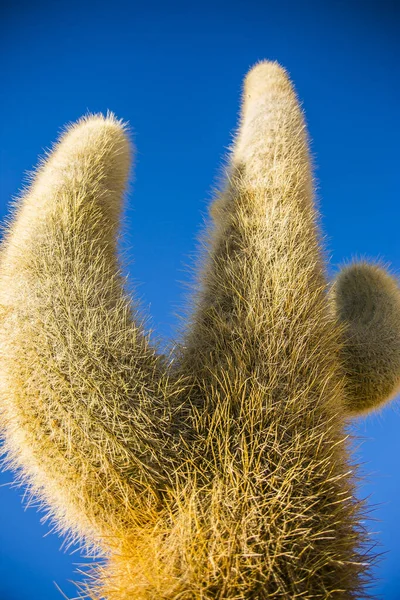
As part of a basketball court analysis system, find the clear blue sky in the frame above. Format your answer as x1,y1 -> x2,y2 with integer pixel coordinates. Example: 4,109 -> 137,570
0,0 -> 399,598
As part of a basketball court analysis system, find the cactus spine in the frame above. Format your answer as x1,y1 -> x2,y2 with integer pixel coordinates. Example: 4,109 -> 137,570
0,62 -> 399,599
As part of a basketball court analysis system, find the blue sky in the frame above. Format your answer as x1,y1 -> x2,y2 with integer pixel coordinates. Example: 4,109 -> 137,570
0,0 -> 399,598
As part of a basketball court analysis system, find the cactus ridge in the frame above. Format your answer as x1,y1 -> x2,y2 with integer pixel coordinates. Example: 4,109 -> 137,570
0,61 -> 399,599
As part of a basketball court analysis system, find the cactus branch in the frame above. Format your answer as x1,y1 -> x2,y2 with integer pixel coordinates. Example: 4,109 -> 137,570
180,62 -> 324,381
167,62 -> 369,598
332,262 -> 400,415
0,115 -> 183,545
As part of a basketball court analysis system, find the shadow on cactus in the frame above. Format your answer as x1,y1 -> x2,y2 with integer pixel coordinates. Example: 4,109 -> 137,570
0,61 -> 399,599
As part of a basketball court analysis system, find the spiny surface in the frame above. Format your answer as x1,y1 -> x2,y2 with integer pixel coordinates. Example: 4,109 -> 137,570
0,62 -> 399,599
0,115 -> 185,544
332,262 -> 400,415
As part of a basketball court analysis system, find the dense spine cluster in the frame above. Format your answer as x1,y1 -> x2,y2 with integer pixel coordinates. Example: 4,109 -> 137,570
0,62 -> 399,599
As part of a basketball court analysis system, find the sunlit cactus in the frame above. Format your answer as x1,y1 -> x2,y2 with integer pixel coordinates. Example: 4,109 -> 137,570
0,61 -> 399,599
331,262 -> 400,415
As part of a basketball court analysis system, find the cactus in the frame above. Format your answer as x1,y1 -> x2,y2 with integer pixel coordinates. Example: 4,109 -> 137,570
0,61 -> 399,599
331,262 -> 400,415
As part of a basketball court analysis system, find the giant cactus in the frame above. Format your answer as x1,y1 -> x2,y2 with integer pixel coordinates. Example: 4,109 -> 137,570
1,61 -> 399,599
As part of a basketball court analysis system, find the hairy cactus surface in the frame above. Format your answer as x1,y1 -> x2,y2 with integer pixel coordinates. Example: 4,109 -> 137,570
1,61 -> 400,599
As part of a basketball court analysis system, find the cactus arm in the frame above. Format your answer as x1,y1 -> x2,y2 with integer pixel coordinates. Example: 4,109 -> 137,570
180,61 -> 330,390
331,262 -> 400,415
169,62 -> 368,597
0,115 -> 181,547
